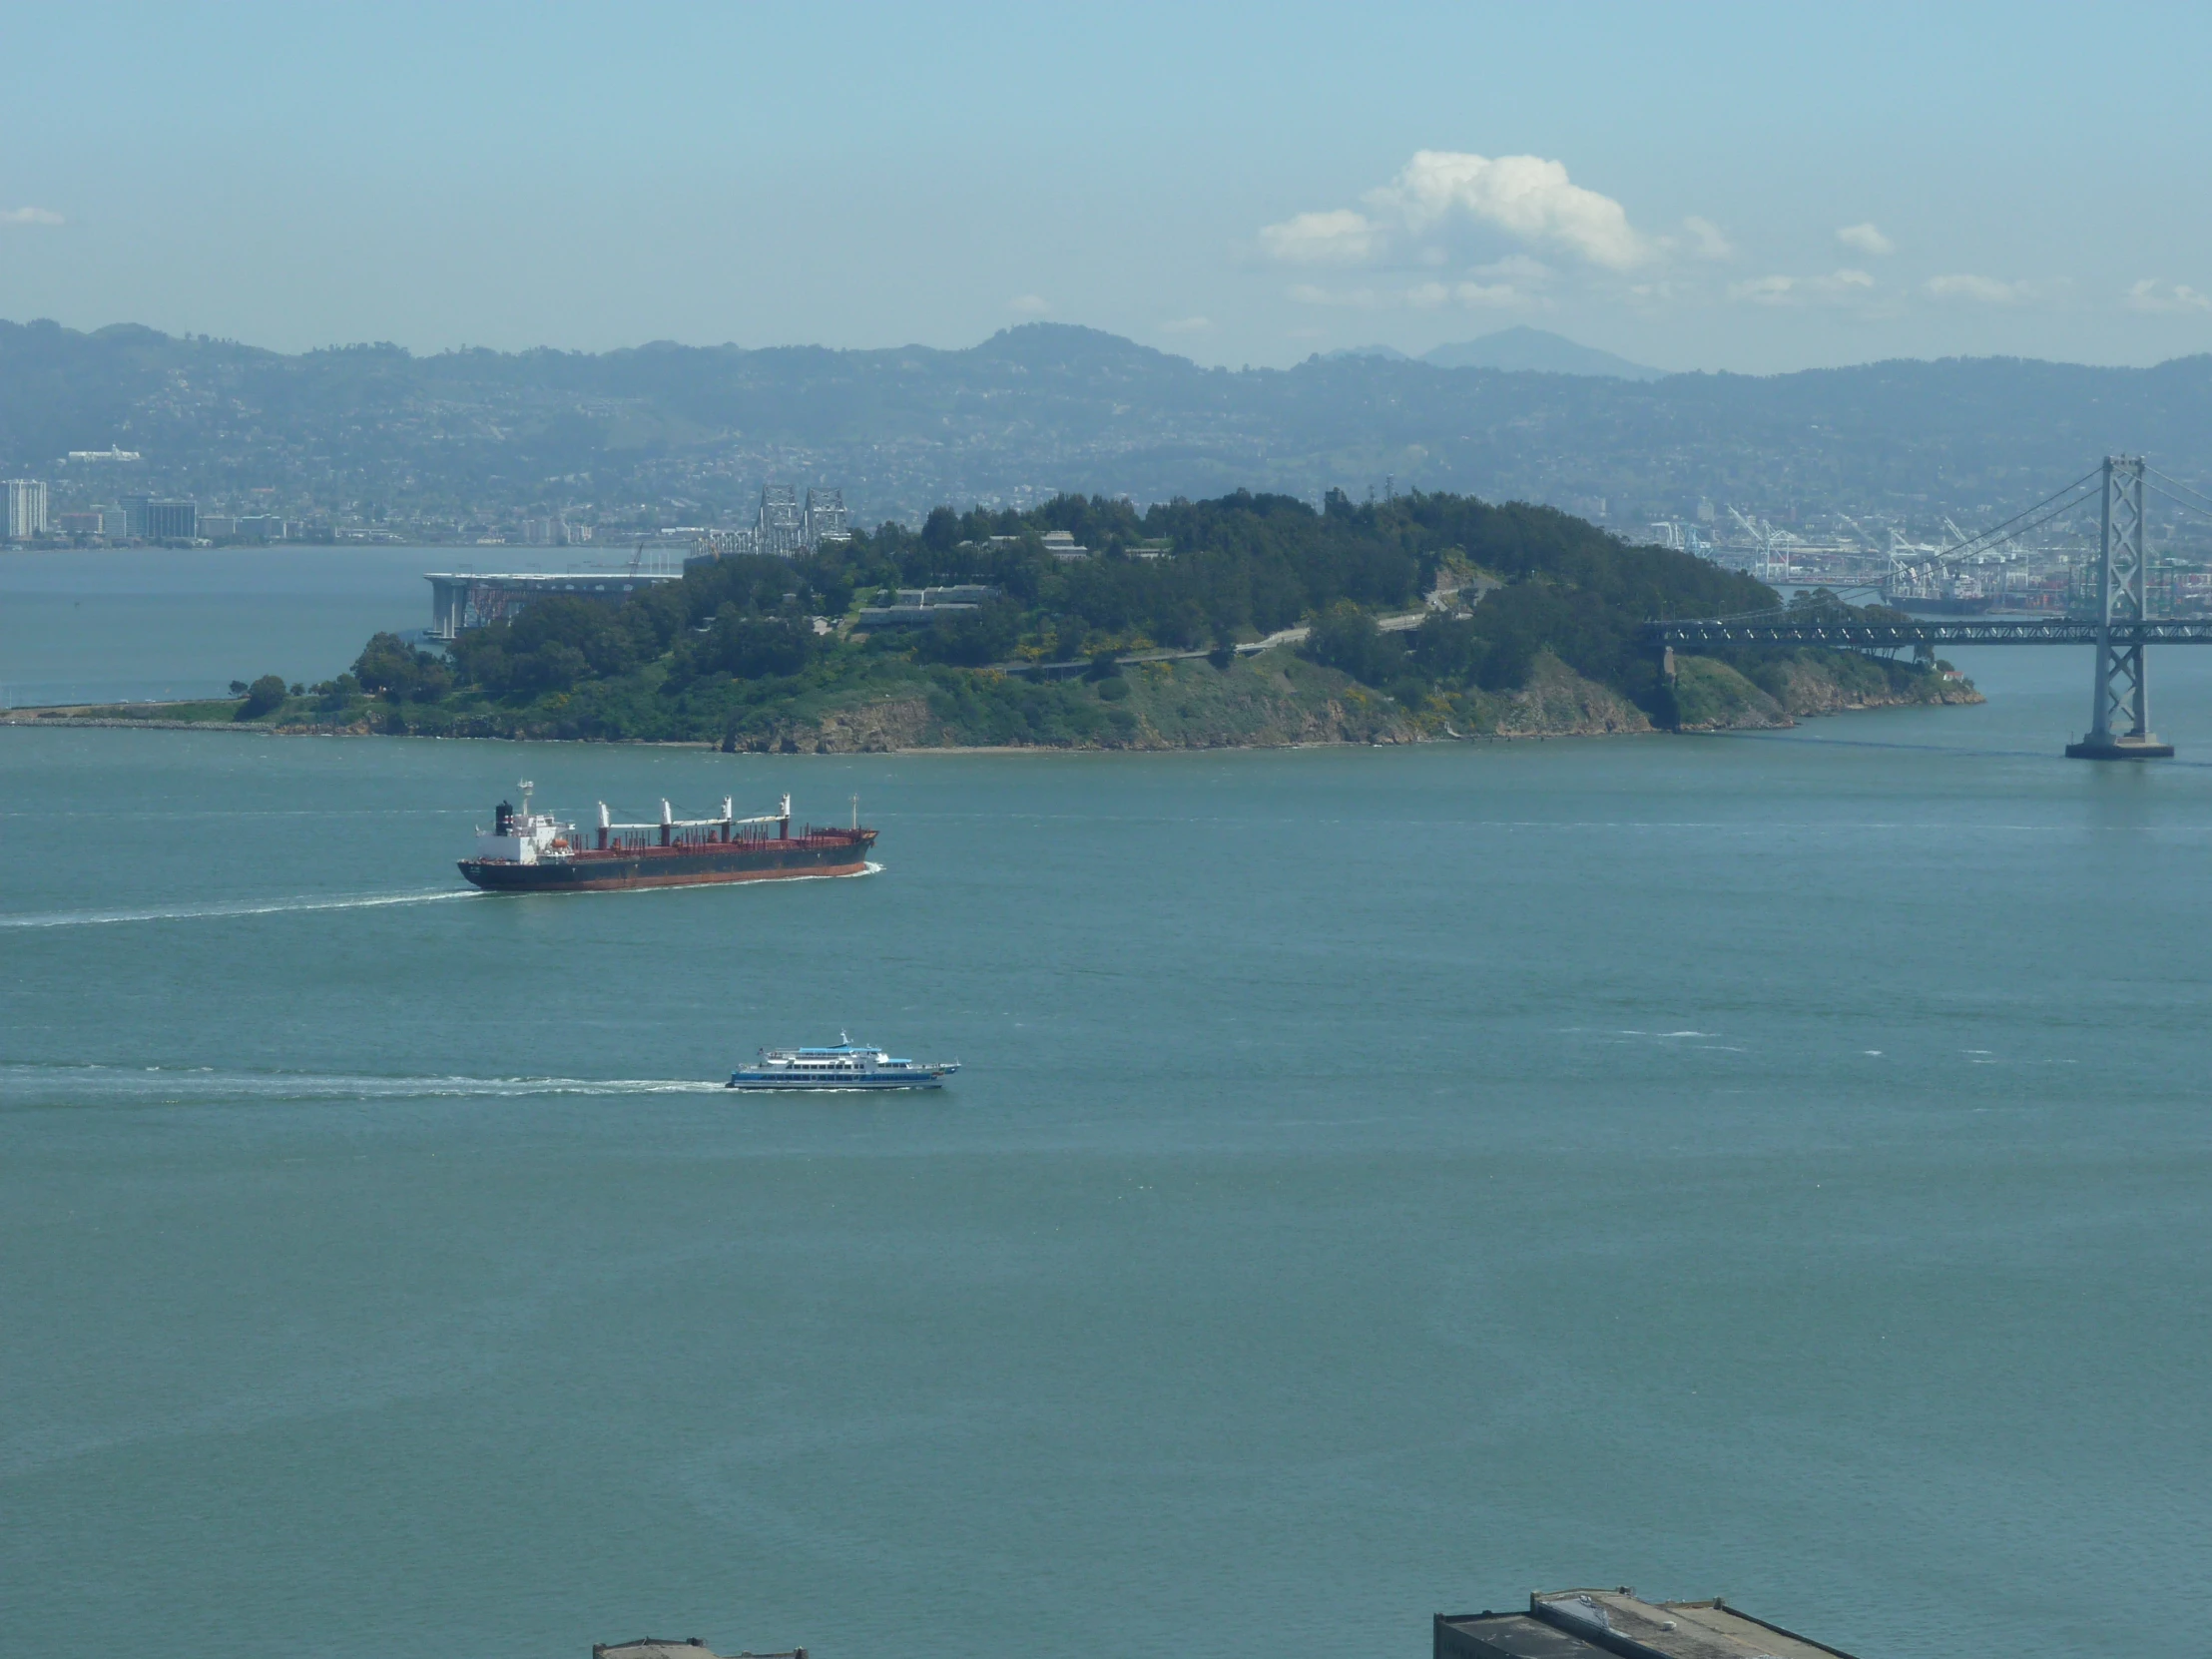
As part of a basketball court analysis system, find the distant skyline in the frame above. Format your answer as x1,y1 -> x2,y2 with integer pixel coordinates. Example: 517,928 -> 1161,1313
5,1 -> 2212,374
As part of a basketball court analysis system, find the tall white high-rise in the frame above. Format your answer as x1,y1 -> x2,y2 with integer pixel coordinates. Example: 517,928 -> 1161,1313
3,478 -> 48,539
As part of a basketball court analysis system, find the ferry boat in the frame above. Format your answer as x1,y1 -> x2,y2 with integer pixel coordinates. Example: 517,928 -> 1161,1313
727,1035 -> 958,1091
458,783 -> 875,892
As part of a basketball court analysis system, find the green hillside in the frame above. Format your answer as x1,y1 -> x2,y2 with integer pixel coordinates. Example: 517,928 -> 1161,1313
57,489 -> 1973,749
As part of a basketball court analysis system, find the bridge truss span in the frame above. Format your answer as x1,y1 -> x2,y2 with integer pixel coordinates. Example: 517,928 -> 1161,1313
1651,617 -> 2212,649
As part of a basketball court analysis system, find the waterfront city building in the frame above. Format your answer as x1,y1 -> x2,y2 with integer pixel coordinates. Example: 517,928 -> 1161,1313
3,478 -> 48,539
140,499 -> 199,541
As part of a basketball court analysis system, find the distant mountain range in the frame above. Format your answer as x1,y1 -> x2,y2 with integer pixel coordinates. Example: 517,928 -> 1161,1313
2,317 -> 2208,534
1327,326 -> 1665,380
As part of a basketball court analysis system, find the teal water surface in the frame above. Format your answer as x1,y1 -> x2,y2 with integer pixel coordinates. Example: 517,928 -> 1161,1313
0,546 -> 558,706
4,615 -> 2211,1659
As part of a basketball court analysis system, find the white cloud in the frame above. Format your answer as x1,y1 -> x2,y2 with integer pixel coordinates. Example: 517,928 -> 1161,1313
1370,151 -> 1646,269
1288,282 -> 1382,308
1454,281 -> 1527,307
1260,209 -> 1382,266
1728,269 -> 1876,307
1160,315 -> 1215,333
1291,277 -> 1530,311
1262,150 -> 1648,273
1837,222 -> 1895,256
1008,293 -> 1050,316
1470,254 -> 1551,284
1683,217 -> 1734,260
1926,274 -> 2027,303
0,207 -> 63,227
1729,276 -> 1798,306
2126,278 -> 2212,314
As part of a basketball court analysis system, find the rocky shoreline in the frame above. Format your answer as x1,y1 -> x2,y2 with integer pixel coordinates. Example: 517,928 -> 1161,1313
3,647 -> 1981,751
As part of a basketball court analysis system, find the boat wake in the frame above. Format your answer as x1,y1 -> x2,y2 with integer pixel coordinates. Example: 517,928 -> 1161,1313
0,889 -> 476,929
3,863 -> 878,929
0,1063 -> 728,1105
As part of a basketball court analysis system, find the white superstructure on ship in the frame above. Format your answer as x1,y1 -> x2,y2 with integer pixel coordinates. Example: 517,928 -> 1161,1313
727,1035 -> 958,1091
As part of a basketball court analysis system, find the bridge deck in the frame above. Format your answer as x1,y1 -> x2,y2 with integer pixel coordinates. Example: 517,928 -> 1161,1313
1652,618 -> 2212,647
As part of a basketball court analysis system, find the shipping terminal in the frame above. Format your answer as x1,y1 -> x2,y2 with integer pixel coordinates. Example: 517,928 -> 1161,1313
457,783 -> 876,892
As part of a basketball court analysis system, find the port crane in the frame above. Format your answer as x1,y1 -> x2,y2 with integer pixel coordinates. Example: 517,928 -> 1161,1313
1727,505 -> 1801,583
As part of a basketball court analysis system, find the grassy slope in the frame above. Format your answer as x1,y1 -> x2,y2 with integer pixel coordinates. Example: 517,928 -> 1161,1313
25,644 -> 1977,748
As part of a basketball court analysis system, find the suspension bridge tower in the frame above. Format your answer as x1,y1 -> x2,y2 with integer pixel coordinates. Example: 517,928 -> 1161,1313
2065,455 -> 2174,759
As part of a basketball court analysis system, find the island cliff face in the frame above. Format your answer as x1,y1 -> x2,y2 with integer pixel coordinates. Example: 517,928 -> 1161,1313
14,644 -> 1978,750
1663,648 -> 1982,734
692,646 -> 1976,753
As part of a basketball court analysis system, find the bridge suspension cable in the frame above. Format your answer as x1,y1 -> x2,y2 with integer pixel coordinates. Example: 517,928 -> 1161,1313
2144,465 -> 2212,514
1914,467 -> 2102,568
1671,466 -> 2106,628
2142,468 -> 2212,526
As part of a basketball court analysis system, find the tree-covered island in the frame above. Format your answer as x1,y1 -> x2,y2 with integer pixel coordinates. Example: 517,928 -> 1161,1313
45,490 -> 1979,748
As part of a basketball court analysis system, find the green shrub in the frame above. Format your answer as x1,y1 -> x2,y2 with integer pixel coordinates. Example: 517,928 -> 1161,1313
238,675 -> 288,718
1303,601 -> 1403,687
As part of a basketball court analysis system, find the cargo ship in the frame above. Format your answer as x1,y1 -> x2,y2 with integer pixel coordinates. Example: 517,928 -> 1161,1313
457,783 -> 875,892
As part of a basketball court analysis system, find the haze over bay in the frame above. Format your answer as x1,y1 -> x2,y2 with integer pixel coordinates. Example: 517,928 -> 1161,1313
7,615 -> 2212,1659
7,6 -> 2212,1657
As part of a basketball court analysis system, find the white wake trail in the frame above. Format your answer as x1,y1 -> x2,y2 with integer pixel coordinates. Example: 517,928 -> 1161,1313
0,888 -> 476,928
0,1064 -> 730,1102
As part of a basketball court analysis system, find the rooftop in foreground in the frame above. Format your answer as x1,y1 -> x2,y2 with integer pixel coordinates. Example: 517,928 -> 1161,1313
1437,1588 -> 1858,1659
593,1641 -> 806,1659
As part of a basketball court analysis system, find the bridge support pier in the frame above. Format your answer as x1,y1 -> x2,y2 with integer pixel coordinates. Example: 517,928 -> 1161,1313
2066,456 -> 2173,759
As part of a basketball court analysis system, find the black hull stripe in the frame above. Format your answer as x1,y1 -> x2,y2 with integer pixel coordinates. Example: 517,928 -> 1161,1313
459,848 -> 872,892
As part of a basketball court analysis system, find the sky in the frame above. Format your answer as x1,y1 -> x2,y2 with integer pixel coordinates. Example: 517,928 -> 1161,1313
4,1 -> 2212,374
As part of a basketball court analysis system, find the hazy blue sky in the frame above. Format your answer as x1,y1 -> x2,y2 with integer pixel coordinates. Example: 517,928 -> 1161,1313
6,1 -> 2211,372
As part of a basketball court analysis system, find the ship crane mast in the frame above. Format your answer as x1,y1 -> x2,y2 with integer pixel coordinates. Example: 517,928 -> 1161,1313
593,793 -> 795,848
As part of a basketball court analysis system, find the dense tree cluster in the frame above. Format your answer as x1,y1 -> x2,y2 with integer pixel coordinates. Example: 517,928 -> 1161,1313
236,674 -> 289,718
357,488 -> 1774,724
351,633 -> 454,701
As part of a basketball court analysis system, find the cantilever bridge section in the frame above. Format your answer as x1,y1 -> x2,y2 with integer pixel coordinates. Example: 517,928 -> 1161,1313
1649,616 -> 2212,650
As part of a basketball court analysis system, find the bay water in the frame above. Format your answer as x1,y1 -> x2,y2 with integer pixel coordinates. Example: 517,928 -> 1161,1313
3,550 -> 2210,1658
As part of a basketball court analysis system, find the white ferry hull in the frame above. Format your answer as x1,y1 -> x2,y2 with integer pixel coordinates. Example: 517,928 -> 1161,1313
725,1071 -> 951,1091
